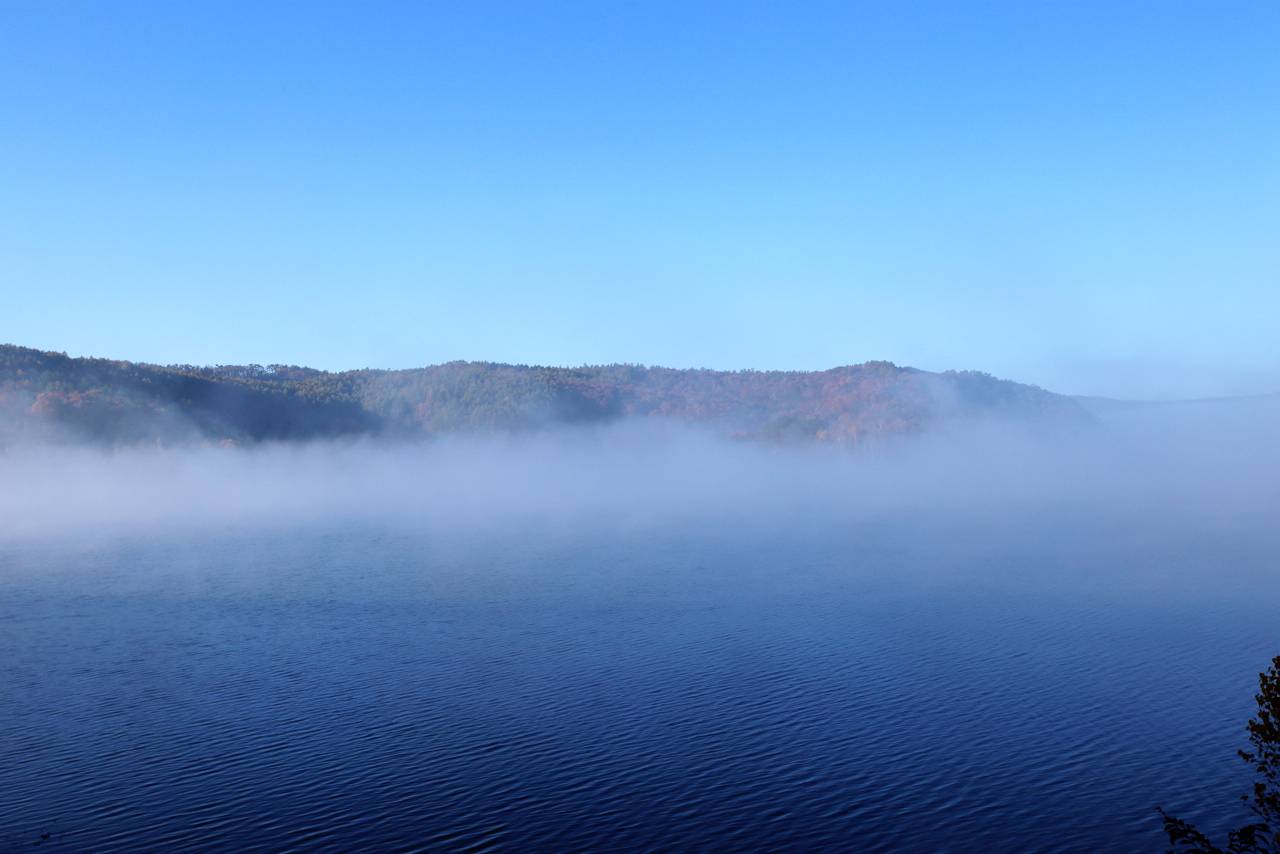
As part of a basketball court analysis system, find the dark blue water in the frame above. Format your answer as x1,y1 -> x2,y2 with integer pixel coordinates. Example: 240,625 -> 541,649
2,515 -> 1276,852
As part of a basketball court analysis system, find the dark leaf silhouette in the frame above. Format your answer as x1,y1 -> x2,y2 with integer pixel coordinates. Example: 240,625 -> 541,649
1159,656 -> 1280,853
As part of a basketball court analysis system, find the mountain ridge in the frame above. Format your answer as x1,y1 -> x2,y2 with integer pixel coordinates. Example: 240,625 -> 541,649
0,343 -> 1090,446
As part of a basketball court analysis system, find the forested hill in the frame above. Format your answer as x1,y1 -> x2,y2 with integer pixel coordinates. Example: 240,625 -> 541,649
0,344 -> 1090,446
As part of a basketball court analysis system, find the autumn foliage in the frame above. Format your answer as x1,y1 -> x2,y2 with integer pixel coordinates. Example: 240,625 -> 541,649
0,344 -> 1087,446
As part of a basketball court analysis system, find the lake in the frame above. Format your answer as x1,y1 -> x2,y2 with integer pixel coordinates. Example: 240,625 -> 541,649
2,502 -> 1276,852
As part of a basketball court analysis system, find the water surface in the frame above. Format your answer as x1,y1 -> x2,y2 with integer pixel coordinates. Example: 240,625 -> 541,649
2,514 -> 1275,851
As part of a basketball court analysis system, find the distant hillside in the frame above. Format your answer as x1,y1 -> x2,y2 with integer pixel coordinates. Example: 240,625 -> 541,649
1074,392 -> 1280,416
1073,391 -> 1280,440
0,344 -> 1090,446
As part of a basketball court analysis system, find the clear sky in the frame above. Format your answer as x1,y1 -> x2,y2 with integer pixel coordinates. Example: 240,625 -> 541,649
2,1 -> 1277,398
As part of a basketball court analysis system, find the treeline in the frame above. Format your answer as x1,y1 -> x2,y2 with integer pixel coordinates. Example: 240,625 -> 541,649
0,347 -> 374,444
0,344 -> 1088,446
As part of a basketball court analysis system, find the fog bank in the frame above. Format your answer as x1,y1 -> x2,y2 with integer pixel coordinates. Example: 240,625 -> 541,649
3,403 -> 1278,544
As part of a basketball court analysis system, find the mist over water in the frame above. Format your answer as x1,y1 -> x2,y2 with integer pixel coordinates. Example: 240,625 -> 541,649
3,402 -> 1278,541
3,405 -> 1279,851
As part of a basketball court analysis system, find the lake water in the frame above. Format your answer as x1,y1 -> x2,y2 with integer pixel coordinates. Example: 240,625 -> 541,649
2,509 -> 1277,852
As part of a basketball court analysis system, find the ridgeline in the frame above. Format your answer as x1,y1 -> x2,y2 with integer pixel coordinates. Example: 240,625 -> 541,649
0,344 -> 1089,446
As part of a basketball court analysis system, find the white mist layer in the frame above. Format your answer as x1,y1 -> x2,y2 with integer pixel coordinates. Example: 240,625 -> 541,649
3,401 -> 1279,543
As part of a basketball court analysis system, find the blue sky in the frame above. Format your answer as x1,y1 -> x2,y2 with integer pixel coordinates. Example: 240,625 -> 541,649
2,1 -> 1277,398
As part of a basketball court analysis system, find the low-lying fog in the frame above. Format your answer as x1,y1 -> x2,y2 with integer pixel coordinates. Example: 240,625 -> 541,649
3,399 -> 1278,546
